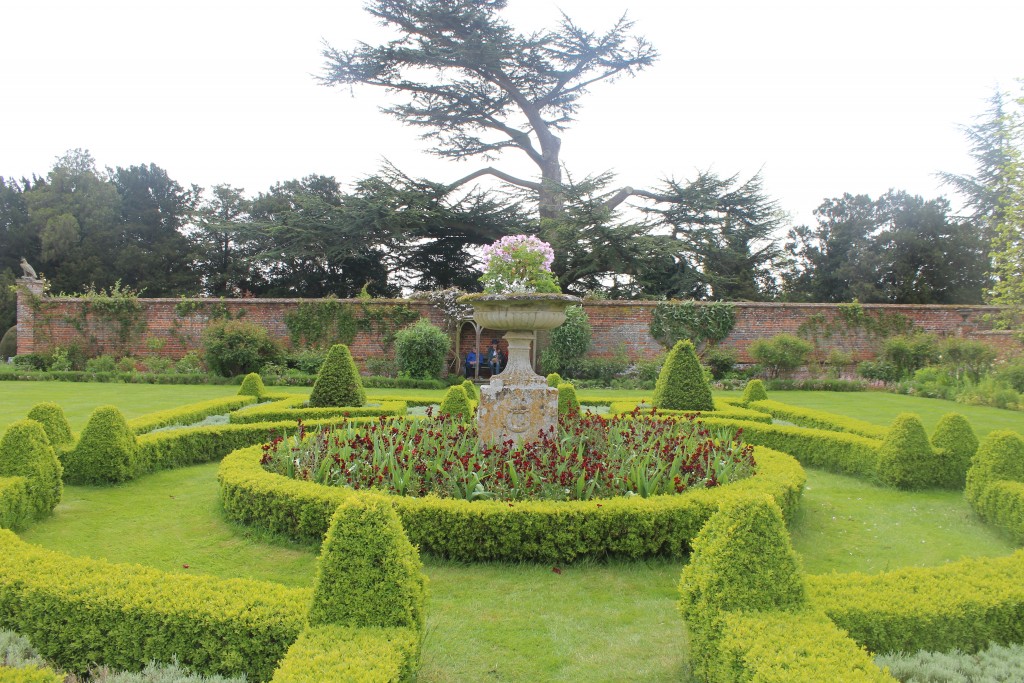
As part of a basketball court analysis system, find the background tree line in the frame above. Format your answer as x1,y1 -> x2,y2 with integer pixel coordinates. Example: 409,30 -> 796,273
2,0 -> 1020,335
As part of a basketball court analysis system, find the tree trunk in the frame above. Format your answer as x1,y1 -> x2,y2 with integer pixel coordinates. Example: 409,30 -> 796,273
538,140 -> 563,221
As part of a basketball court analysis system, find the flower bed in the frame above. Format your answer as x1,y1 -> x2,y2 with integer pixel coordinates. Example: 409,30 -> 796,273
260,412 -> 757,502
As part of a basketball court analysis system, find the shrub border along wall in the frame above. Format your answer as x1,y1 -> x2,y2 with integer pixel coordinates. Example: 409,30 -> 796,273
218,443 -> 806,563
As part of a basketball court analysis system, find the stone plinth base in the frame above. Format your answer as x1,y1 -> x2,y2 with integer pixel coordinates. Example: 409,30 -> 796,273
477,382 -> 558,445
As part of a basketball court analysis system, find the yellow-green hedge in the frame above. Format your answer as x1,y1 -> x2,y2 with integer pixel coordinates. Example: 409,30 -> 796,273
126,396 -> 259,434
0,530 -> 308,682
218,444 -> 806,562
270,625 -> 419,683
807,550 -> 1024,655
698,416 -> 882,479
715,609 -> 896,682
228,400 -> 407,424
748,399 -> 890,440
972,480 -> 1024,542
607,401 -> 774,424
0,666 -> 64,683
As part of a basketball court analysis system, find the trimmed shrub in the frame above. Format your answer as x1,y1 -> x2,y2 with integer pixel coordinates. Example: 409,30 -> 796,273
740,379 -> 768,404
716,610 -> 895,682
545,372 -> 563,388
0,666 -> 64,683
0,529 -> 306,682
875,413 -> 937,490
809,550 -> 1024,656
0,477 -> 31,530
271,624 -> 419,683
308,498 -> 426,630
965,430 -> 1024,507
749,334 -> 812,379
393,319 -> 450,380
202,320 -> 283,378
704,346 -> 736,380
238,372 -> 266,398
678,494 -> 806,680
882,333 -> 940,379
460,379 -> 479,401
557,383 -> 580,415
929,413 -> 978,489
63,405 -> 138,484
652,340 -> 714,411
437,386 -> 472,421
0,420 -> 62,519
309,344 -> 366,408
24,403 -> 73,448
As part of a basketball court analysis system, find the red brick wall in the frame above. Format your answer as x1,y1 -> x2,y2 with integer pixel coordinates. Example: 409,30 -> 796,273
16,290 -> 1020,369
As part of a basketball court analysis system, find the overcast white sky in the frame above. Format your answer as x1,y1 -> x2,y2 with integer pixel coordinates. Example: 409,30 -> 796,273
1,0 -> 1021,227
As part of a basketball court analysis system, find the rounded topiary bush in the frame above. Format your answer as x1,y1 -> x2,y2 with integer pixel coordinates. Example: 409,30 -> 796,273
438,385 -> 472,421
63,406 -> 138,484
875,413 -> 936,490
678,494 -> 806,680
460,379 -> 479,401
740,379 -> 768,404
546,372 -> 563,388
202,320 -> 283,378
652,340 -> 714,411
966,430 -> 1024,506
557,383 -> 580,415
309,344 -> 366,408
0,419 -> 63,518
308,497 -> 426,630
25,402 -> 73,449
930,413 -> 979,489
238,372 -> 266,398
393,319 -> 450,380
749,333 -> 812,379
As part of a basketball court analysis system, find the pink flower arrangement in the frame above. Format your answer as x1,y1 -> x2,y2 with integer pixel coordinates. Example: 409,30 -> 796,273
479,235 -> 561,293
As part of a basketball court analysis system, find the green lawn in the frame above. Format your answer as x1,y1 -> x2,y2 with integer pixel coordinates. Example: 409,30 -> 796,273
3,382 -> 1024,681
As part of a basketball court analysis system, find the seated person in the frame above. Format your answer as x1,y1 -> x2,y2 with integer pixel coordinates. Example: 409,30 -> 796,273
465,350 -> 479,378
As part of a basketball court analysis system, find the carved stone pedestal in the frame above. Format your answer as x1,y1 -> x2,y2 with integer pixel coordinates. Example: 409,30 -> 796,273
476,330 -> 558,445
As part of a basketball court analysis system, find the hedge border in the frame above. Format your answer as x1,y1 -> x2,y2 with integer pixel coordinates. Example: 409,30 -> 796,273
127,396 -> 259,434
748,399 -> 891,440
606,400 -> 774,424
0,530 -> 307,682
218,443 -> 806,563
0,477 -> 30,531
270,624 -> 419,683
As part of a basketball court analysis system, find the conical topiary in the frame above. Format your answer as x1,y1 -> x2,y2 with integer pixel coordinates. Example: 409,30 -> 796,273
966,430 -> 1024,507
0,419 -> 63,518
460,379 -> 479,401
930,413 -> 979,489
238,372 -> 266,398
309,344 -> 366,408
652,340 -> 714,411
308,497 -> 426,630
557,383 -> 580,416
740,379 -> 768,404
63,406 -> 138,484
678,494 -> 806,680
875,413 -> 936,490
438,385 -> 472,421
25,402 -> 74,448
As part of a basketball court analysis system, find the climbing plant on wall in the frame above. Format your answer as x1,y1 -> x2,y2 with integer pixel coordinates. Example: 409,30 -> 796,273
284,297 -> 359,348
649,301 -> 736,353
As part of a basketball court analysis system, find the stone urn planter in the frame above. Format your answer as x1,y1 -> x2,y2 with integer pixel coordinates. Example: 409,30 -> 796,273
459,293 -> 580,445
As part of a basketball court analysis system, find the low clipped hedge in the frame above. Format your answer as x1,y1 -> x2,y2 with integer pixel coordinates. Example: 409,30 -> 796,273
271,625 -> 419,683
607,401 -> 773,424
0,530 -> 308,682
0,421 -> 62,519
698,416 -> 882,479
748,399 -> 890,440
0,665 -> 64,683
126,396 -> 259,434
966,430 -> 1024,541
218,443 -> 806,563
228,400 -> 408,424
808,551 -> 1024,656
716,610 -> 895,682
